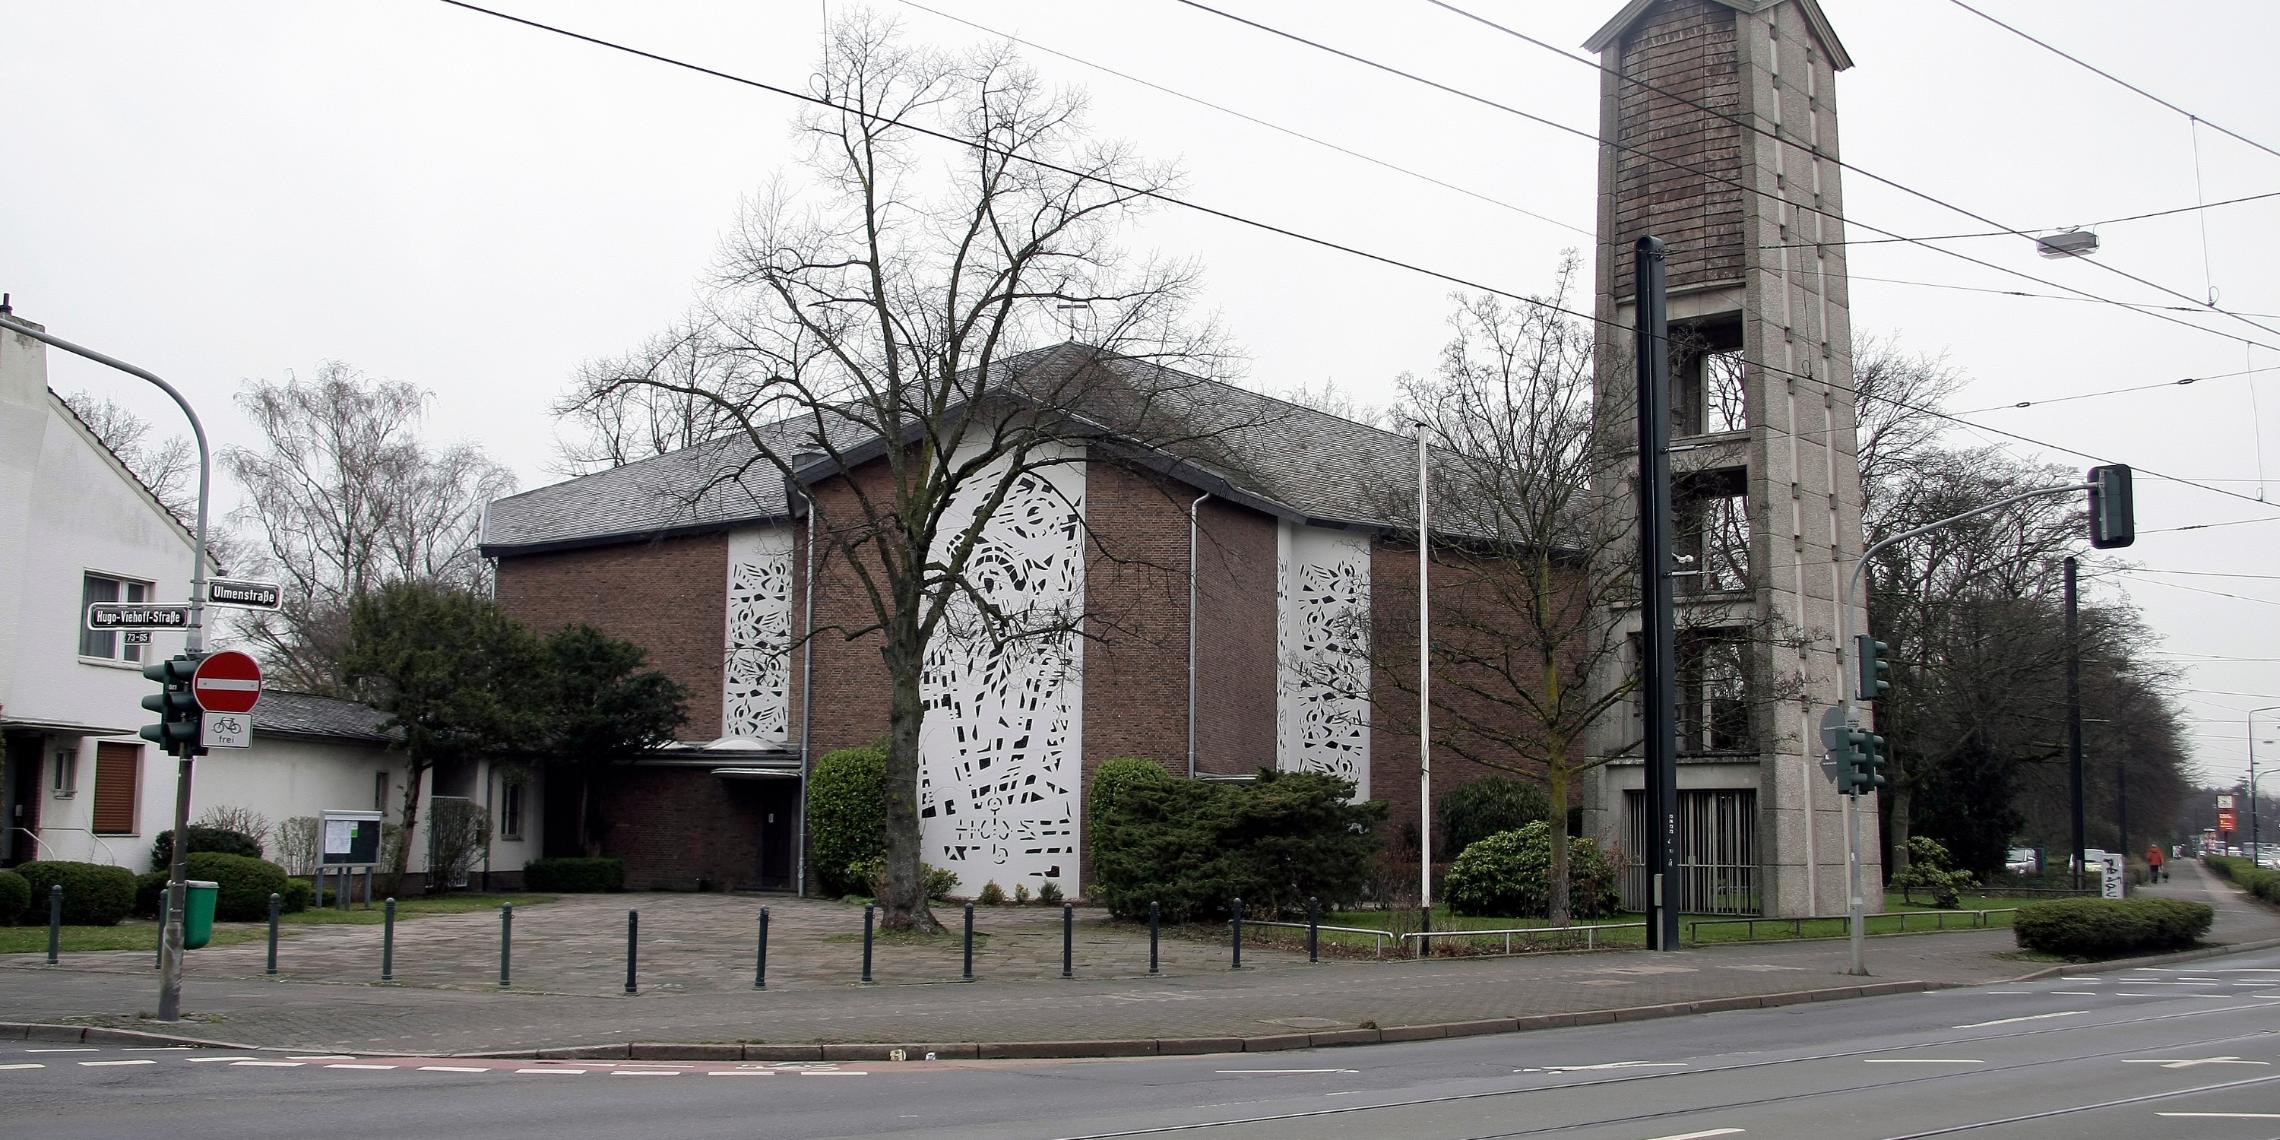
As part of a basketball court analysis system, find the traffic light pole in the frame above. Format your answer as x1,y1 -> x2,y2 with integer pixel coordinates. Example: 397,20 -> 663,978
0,310 -> 210,1022
1837,479 -> 2091,976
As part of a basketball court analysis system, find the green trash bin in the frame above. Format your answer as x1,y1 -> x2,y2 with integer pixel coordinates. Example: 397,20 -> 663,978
181,880 -> 219,950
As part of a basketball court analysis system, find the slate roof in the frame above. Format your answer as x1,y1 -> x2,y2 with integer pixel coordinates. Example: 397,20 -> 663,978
253,690 -> 394,744
481,343 -> 1439,556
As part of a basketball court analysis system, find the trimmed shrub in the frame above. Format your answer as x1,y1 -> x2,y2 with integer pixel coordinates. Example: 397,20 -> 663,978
1013,884 -> 1032,905
15,861 -> 135,926
151,826 -> 263,870
978,881 -> 1006,906
1443,821 -> 1626,920
280,877 -> 315,913
2206,855 -> 2280,905
186,852 -> 289,921
134,871 -> 171,919
1036,880 -> 1064,906
523,857 -> 625,892
1891,836 -> 1977,909
807,744 -> 888,897
1090,767 -> 1387,922
849,857 -> 957,902
1436,777 -> 1554,859
0,868 -> 28,925
2013,897 -> 2214,958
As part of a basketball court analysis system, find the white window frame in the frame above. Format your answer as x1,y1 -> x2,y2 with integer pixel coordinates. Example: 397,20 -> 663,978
78,571 -> 153,664
51,746 -> 79,798
499,780 -> 524,841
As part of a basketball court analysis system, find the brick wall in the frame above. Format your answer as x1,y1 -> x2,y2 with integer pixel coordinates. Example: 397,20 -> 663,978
569,765 -> 779,890
1611,0 -> 1743,297
496,534 -> 728,741
1195,499 -> 1277,774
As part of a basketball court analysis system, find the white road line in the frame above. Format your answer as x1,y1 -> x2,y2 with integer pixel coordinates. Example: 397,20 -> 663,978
24,1048 -> 98,1053
2122,1057 -> 2271,1069
1863,1059 -> 1983,1064
79,1060 -> 156,1067
2158,1112 -> 2280,1119
799,1071 -> 867,1077
1215,1068 -> 1360,1075
0,1064 -> 45,1071
1955,1011 -> 2083,1029
120,1047 -> 191,1051
2213,968 -> 2280,973
325,1064 -> 396,1071
1642,1129 -> 1745,1140
185,1056 -> 256,1063
609,1071 -> 681,1077
2053,991 -> 2099,996
515,1068 -> 585,1075
2059,976 -> 2101,982
704,1071 -> 775,1076
288,1055 -> 356,1060
230,1061 -> 304,1068
1981,990 -> 2030,995
418,1066 -> 487,1073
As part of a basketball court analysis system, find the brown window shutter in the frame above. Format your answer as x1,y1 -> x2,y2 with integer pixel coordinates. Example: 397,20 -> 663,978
92,742 -> 141,835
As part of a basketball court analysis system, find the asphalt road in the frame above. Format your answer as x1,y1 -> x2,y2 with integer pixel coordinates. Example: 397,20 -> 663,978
10,947 -> 2279,1140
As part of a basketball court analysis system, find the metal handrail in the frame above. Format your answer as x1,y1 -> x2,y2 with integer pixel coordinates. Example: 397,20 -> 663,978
10,825 -> 125,866
1244,919 -> 1398,958
1399,921 -> 1646,955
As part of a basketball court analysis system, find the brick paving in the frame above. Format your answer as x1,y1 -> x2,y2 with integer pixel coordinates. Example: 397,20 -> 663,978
4,861 -> 2274,1057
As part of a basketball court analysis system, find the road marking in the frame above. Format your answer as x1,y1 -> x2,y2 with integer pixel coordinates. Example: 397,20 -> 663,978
0,1064 -> 44,1071
515,1068 -> 585,1075
2158,1112 -> 2280,1119
121,1047 -> 191,1051
230,1061 -> 304,1068
1981,990 -> 2029,994
185,1056 -> 256,1063
79,1060 -> 156,1067
1863,1059 -> 1983,1065
325,1064 -> 396,1071
2060,976 -> 2101,982
1216,1068 -> 1359,1075
609,1071 -> 681,1076
2053,991 -> 2099,996
2122,1057 -> 2272,1069
1517,1061 -> 1689,1073
24,1048 -> 97,1053
418,1066 -> 487,1073
799,1071 -> 867,1077
1642,1130 -> 1745,1140
1955,1011 -> 2082,1029
288,1055 -> 356,1060
704,1071 -> 775,1076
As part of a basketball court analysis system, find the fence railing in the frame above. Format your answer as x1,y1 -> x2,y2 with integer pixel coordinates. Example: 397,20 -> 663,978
1684,908 -> 2018,943
1400,921 -> 1645,956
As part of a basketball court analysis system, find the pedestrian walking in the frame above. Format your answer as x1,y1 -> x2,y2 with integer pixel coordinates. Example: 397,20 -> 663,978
2146,844 -> 2165,883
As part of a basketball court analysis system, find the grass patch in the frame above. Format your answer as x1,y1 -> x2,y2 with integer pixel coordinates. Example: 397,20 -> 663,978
0,921 -> 264,955
277,893 -> 555,926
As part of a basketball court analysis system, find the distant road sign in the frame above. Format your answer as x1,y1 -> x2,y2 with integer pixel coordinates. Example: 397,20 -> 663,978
191,650 -> 263,714
205,578 -> 283,610
86,602 -> 192,631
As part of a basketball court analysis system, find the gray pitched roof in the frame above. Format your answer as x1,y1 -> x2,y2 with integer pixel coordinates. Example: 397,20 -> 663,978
481,344 -> 1436,555
254,690 -> 394,744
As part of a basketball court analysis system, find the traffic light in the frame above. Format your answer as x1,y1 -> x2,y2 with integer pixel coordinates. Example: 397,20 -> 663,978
1855,634 -> 1890,701
1837,728 -> 1887,796
139,653 -> 204,757
2088,464 -> 2134,549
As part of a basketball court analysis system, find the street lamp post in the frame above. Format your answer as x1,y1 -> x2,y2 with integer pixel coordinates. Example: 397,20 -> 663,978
2248,708 -> 2280,866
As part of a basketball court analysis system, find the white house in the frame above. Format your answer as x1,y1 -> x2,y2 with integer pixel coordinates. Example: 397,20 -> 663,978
0,306 -> 539,883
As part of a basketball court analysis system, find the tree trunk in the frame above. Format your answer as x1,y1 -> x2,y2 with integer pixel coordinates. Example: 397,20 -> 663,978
386,763 -> 428,898
578,771 -> 600,859
879,617 -> 942,933
1546,760 -> 1572,927
1887,752 -> 1913,875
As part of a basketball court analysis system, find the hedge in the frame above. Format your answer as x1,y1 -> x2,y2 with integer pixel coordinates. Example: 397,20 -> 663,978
523,857 -> 625,892
2205,855 -> 2280,905
1090,766 -> 1386,922
1436,777 -> 1554,860
2012,897 -> 2213,958
15,861 -> 136,926
188,853 -> 288,921
1443,821 -> 1625,920
806,744 -> 888,897
151,826 -> 263,869
0,869 -> 28,925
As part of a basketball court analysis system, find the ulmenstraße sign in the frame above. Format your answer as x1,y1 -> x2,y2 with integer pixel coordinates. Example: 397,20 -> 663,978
86,602 -> 192,630
205,578 -> 283,610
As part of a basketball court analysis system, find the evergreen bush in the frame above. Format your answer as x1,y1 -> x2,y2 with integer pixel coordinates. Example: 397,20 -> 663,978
1890,835 -> 1976,909
15,861 -> 135,926
1443,821 -> 1625,920
522,857 -> 625,892
1089,766 -> 1385,922
2013,897 -> 2213,957
1436,777 -> 1554,859
186,852 -> 289,921
280,877 -> 315,913
150,826 -> 263,869
0,868 -> 28,925
978,881 -> 1006,906
806,744 -> 888,897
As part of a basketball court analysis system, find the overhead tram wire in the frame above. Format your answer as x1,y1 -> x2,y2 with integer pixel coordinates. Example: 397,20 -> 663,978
429,0 -> 2280,527
887,0 -> 1591,238
1945,0 -> 2280,167
1753,189 -> 2280,252
1848,273 -> 2280,321
1402,0 -> 2280,350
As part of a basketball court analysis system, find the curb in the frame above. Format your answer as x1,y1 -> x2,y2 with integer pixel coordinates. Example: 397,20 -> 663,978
2002,934 -> 2280,983
6,979 -> 1943,1062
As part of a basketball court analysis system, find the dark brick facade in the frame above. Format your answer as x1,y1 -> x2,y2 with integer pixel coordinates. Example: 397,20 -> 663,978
1610,0 -> 1744,299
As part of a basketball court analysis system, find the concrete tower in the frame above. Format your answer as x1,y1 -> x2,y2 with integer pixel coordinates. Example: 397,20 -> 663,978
1582,0 -> 1877,918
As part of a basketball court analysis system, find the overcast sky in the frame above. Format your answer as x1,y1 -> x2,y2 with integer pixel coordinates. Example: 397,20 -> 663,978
7,0 -> 2279,789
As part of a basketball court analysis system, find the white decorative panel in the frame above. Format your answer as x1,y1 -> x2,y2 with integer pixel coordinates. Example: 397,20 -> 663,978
918,445 -> 1085,895
723,526 -> 795,743
1275,524 -> 1371,796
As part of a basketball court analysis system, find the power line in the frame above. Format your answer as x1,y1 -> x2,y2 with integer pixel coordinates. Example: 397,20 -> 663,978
2143,515 -> 2280,536
2129,568 -> 2280,583
1944,0 -> 2280,166
1951,365 -> 2280,416
1754,188 -> 2280,252
1849,274 -> 2280,321
429,0 -> 2280,527
1405,0 -> 2280,349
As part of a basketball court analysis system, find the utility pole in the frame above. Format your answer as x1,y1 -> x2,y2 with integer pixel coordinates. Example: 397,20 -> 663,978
2066,556 -> 2086,890
1634,236 -> 1679,953
0,305 -> 210,1022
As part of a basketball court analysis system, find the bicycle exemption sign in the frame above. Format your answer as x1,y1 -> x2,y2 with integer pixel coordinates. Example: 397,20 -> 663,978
202,712 -> 251,748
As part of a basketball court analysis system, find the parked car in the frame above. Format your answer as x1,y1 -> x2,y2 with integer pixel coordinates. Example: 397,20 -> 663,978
2004,847 -> 2038,875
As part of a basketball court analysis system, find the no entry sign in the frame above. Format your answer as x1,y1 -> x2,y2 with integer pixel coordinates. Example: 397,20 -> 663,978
191,650 -> 264,714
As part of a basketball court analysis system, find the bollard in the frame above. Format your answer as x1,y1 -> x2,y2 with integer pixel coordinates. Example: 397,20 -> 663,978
1307,896 -> 1320,963
1231,897 -> 1243,970
47,884 -> 62,965
861,903 -> 876,984
266,892 -> 281,975
1148,901 -> 1160,976
1061,902 -> 1074,979
961,903 -> 974,983
754,906 -> 769,991
625,910 -> 639,995
381,897 -> 396,982
500,902 -> 514,988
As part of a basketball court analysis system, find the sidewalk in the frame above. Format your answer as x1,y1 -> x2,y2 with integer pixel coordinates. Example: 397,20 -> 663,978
5,860 -> 2274,1059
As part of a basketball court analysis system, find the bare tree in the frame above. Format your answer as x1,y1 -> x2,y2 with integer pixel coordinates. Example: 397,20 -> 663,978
552,318 -> 745,475
562,16 -> 1246,932
224,363 -> 516,694
60,389 -> 197,523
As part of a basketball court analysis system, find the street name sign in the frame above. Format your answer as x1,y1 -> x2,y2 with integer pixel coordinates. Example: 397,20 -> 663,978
190,650 -> 264,714
205,578 -> 283,610
86,602 -> 192,630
